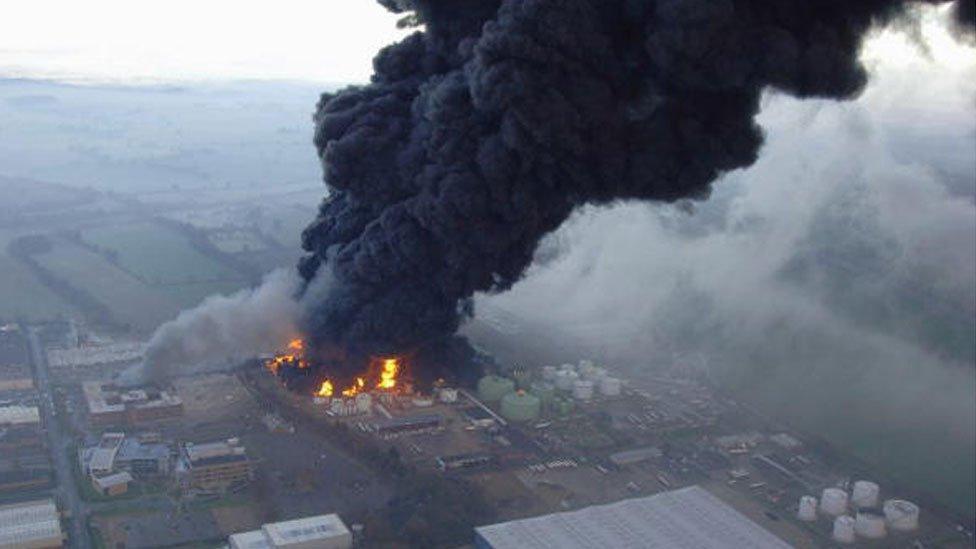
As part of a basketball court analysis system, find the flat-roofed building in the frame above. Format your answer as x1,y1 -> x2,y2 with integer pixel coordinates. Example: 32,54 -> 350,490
474,485 -> 792,549
230,514 -> 351,549
92,471 -> 132,497
0,405 -> 42,452
177,439 -> 252,494
0,498 -> 63,549
116,437 -> 171,478
83,382 -> 183,426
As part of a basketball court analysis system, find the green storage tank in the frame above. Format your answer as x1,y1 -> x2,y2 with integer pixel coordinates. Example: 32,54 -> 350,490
500,391 -> 542,423
477,375 -> 516,402
555,397 -> 575,416
530,381 -> 556,408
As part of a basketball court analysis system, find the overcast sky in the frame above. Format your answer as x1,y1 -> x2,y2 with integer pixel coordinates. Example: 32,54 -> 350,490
0,0 -> 409,84
2,2 -> 972,85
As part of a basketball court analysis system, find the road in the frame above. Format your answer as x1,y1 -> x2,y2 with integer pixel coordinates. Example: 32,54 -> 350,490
26,327 -> 91,549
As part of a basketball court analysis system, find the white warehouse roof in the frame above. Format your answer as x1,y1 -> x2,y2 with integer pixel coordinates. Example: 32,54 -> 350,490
0,405 -> 40,426
475,485 -> 792,549
0,499 -> 62,549
262,514 -> 351,548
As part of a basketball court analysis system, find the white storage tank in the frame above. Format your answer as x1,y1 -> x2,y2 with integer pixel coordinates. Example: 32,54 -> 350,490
555,371 -> 578,391
797,495 -> 817,521
572,380 -> 594,400
599,377 -> 622,397
851,480 -> 880,508
854,512 -> 887,539
820,487 -> 849,516
541,365 -> 557,381
833,516 -> 856,544
883,499 -> 920,531
438,388 -> 458,403
355,393 -> 372,414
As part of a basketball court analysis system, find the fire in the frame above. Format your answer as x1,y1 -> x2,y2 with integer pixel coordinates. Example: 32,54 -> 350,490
317,379 -> 334,397
377,358 -> 399,390
265,340 -> 404,400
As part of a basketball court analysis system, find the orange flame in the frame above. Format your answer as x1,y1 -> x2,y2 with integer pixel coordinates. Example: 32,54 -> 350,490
318,380 -> 334,397
377,358 -> 399,390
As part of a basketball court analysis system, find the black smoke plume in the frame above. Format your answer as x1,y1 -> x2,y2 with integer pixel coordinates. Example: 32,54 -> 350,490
297,0 -> 974,380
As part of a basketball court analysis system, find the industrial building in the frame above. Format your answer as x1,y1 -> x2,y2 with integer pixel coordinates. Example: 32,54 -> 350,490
372,414 -> 443,436
116,437 -> 172,477
46,341 -> 145,371
91,471 -> 132,497
474,486 -> 792,549
0,325 -> 32,394
0,405 -> 43,452
177,438 -> 253,493
0,498 -> 63,549
229,513 -> 352,549
82,382 -> 183,426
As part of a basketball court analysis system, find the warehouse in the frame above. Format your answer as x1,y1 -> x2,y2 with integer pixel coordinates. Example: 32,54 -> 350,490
474,485 -> 792,549
0,498 -> 63,549
229,513 -> 351,549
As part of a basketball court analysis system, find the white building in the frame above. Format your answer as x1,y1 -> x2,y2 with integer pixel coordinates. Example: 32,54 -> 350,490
229,514 -> 351,549
0,499 -> 63,549
475,486 -> 791,549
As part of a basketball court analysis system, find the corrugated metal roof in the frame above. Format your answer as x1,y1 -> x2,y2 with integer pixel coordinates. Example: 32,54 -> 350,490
0,405 -> 39,426
229,529 -> 272,549
263,514 -> 350,546
0,499 -> 62,547
475,486 -> 793,549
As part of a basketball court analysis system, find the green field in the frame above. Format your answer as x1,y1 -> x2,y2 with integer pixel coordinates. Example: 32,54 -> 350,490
34,240 -> 182,332
84,222 -> 242,285
0,230 -> 77,321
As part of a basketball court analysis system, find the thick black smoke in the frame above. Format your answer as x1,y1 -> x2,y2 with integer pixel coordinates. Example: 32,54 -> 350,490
298,0 -> 974,378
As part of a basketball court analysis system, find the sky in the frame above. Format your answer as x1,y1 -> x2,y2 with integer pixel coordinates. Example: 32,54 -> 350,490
1,2 -> 971,85
0,0 -> 409,84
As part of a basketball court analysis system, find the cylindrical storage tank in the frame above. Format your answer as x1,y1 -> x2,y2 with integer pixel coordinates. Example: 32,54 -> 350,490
542,365 -> 557,381
854,512 -> 886,539
355,393 -> 372,413
584,366 -> 607,381
477,375 -> 516,402
797,496 -> 818,521
530,382 -> 556,407
883,500 -> 919,531
555,371 -> 578,391
556,397 -> 574,416
820,488 -> 849,516
572,380 -> 594,400
599,377 -> 622,397
500,391 -> 541,422
851,480 -> 880,508
439,388 -> 458,403
833,516 -> 856,544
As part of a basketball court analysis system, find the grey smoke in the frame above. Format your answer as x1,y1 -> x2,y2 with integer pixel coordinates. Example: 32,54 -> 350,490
470,25 -> 976,513
128,269 -> 303,384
